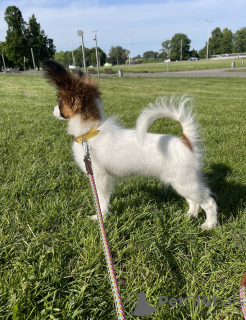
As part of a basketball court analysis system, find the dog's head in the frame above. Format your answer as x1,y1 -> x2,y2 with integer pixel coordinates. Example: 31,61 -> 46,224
43,60 -> 102,122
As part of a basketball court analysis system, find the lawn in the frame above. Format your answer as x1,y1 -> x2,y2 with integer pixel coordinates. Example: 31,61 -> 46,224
0,74 -> 245,319
101,59 -> 245,74
19,58 -> 246,75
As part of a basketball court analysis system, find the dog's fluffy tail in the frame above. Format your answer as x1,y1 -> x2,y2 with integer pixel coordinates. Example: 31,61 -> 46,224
136,96 -> 200,151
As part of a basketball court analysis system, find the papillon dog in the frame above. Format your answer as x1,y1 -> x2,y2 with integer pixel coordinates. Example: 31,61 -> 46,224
44,60 -> 217,229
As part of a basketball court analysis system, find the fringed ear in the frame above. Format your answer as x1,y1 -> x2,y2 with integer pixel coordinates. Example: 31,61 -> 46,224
74,69 -> 84,78
43,60 -> 72,90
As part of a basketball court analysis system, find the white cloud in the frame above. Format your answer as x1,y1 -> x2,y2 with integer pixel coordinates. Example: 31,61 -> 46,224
0,0 -> 246,56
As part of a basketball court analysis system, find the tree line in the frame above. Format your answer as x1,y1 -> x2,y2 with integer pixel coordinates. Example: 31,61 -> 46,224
0,6 -> 55,70
161,27 -> 246,61
104,26 -> 246,64
199,27 -> 246,57
55,48 -> 106,68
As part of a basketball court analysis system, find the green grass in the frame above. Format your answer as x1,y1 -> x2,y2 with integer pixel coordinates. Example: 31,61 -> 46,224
101,59 -> 245,73
13,58 -> 246,75
0,74 -> 245,320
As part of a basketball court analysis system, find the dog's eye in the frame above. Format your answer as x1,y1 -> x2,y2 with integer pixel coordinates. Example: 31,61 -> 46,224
60,110 -> 69,119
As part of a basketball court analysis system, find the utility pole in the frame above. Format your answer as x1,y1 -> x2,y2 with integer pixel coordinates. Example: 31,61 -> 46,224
93,31 -> 100,77
31,48 -> 37,75
2,54 -> 6,73
206,20 -> 212,60
77,30 -> 87,74
180,38 -> 183,61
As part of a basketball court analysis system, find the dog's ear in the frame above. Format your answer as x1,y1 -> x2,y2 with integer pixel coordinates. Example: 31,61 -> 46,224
74,69 -> 84,78
43,60 -> 72,89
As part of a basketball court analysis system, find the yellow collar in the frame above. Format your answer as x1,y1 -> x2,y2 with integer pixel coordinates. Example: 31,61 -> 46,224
74,125 -> 100,143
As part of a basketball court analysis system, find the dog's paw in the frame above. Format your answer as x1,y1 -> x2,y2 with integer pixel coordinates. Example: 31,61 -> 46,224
200,220 -> 218,230
186,211 -> 198,219
89,214 -> 98,221
88,213 -> 108,221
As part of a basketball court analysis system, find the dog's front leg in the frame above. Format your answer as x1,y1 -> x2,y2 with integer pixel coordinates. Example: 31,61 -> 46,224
89,171 -> 115,221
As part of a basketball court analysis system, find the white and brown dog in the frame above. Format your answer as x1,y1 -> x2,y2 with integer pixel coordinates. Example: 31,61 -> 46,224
44,60 -> 217,229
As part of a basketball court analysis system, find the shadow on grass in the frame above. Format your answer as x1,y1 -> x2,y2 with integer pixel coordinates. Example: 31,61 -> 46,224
207,163 -> 246,222
113,178 -> 188,276
113,178 -> 183,213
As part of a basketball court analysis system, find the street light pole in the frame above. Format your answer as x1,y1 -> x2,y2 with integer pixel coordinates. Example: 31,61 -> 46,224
70,40 -> 75,66
77,30 -> 87,74
206,20 -> 212,60
93,31 -> 100,77
125,33 -> 132,65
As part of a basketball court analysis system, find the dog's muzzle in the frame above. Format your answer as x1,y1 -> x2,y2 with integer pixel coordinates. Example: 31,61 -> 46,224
53,105 -> 66,120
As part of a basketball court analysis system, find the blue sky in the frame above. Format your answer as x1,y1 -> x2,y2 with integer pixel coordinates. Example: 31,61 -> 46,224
0,0 -> 246,57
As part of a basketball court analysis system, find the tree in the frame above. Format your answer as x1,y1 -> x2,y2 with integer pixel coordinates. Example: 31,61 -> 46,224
3,6 -> 55,69
54,46 -> 106,68
3,6 -> 27,67
170,33 -> 191,60
220,28 -> 233,54
88,47 -> 106,66
198,47 -> 206,59
160,40 -> 171,58
208,27 -> 223,55
26,14 -> 55,69
209,27 -> 233,54
0,42 -> 11,70
54,51 -> 68,66
99,47 -> 107,66
108,46 -> 127,65
201,27 -> 234,56
189,49 -> 199,58
158,51 -> 168,60
234,27 -> 246,52
143,51 -> 159,59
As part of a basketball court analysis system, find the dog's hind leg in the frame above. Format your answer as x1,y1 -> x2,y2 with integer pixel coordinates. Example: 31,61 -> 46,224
170,179 -> 217,229
199,197 -> 218,230
185,194 -> 217,229
186,199 -> 200,218
185,195 -> 217,229
89,172 -> 115,221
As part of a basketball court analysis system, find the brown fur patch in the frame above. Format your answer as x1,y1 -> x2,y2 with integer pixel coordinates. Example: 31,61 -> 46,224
181,133 -> 193,151
44,61 -> 102,122
57,75 -> 101,121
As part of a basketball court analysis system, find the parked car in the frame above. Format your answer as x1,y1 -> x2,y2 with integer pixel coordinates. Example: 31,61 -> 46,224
69,65 -> 80,69
188,57 -> 200,61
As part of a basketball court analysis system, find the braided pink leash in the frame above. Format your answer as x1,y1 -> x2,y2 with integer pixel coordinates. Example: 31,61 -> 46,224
240,272 -> 246,319
83,140 -> 126,320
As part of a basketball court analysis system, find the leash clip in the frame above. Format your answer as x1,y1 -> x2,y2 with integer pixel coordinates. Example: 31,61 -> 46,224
82,139 -> 93,175
82,139 -> 90,158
